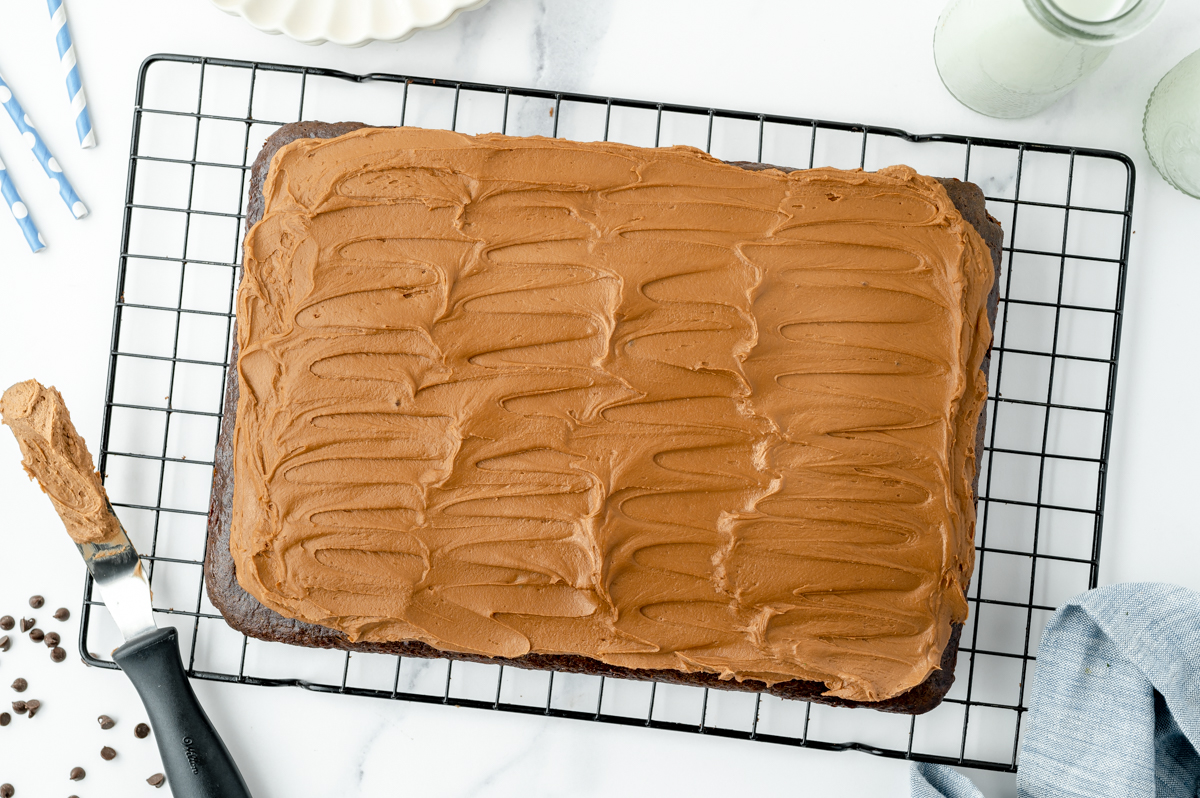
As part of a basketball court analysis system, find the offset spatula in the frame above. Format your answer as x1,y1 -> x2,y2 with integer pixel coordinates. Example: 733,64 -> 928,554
82,515 -> 253,798
1,380 -> 252,798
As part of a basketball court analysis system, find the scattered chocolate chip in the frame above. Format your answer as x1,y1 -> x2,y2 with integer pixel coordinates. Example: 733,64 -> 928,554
24,700 -> 39,718
18,618 -> 33,633
69,766 -> 85,781
50,647 -> 66,663
0,636 -> 9,652
98,714 -> 115,730
44,632 -> 60,648
147,773 -> 165,788
27,629 -> 43,643
10,679 -> 26,693
100,746 -> 116,761
0,783 -> 12,798
53,607 -> 70,622
0,712 -> 9,726
10,701 -> 25,715
0,616 -> 12,631
28,596 -> 43,609
134,722 -> 150,739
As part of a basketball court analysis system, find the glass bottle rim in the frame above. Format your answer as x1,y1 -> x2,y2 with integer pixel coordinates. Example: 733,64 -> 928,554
1024,0 -> 1169,44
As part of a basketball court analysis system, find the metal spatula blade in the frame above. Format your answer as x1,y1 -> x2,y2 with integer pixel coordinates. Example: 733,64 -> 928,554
76,515 -> 156,640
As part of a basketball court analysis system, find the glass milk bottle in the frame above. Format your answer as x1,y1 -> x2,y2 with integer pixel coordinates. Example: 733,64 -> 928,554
1144,48 -> 1200,199
934,0 -> 1167,118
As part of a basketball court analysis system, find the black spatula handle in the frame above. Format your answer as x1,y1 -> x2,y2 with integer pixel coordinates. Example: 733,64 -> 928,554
113,627 -> 252,798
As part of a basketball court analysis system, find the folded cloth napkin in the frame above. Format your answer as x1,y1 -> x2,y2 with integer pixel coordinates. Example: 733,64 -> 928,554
911,583 -> 1200,798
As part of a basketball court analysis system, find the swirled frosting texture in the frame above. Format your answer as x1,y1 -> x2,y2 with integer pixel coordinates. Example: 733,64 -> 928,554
2,380 -> 120,545
233,127 -> 994,701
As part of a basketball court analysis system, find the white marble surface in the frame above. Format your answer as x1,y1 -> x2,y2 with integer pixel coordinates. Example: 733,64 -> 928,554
1,1 -> 1199,795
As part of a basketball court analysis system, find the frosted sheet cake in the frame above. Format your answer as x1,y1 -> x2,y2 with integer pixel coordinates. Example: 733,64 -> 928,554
206,123 -> 1001,712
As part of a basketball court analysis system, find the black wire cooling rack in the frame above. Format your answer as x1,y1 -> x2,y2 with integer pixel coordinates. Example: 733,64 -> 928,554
82,53 -> 1136,773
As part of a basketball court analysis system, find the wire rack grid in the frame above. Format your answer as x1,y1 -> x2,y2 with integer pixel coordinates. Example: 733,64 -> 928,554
82,53 -> 1135,773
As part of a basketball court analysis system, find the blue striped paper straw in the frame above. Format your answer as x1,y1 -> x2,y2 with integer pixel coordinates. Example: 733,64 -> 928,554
47,0 -> 95,149
0,152 -> 46,253
0,72 -> 88,219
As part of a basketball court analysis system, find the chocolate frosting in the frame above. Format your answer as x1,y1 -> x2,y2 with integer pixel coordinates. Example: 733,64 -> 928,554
233,128 -> 994,701
2,380 -> 119,544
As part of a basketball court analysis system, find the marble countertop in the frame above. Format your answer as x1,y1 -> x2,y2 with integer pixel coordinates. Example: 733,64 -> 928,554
1,1 -> 1198,795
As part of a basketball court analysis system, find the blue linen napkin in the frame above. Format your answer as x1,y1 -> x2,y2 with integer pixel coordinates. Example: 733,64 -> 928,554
912,583 -> 1200,798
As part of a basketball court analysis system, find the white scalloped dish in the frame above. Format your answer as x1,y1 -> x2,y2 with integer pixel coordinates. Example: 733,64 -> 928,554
212,0 -> 491,47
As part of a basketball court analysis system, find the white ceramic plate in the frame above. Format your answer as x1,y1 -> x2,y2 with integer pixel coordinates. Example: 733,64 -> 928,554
212,0 -> 491,47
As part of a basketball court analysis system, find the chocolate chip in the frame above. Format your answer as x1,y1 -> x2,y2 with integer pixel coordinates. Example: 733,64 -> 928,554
0,636 -> 9,652
18,619 -> 33,633
53,607 -> 70,622
0,616 -> 12,631
100,746 -> 116,761
28,596 -> 43,610
134,722 -> 150,739
0,783 -> 12,797
69,766 -> 85,781
10,679 -> 26,693
27,629 -> 43,643
147,773 -> 165,788
0,712 -> 9,726
98,714 -> 115,730
10,701 -> 25,715
24,700 -> 39,718
50,647 -> 66,663
44,632 -> 60,648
